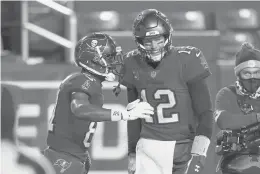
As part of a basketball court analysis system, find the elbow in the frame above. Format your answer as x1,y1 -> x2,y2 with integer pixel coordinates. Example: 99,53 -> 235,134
71,107 -> 80,117
216,113 -> 232,130
215,110 -> 228,130
216,118 -> 226,130
71,101 -> 90,118
71,105 -> 82,118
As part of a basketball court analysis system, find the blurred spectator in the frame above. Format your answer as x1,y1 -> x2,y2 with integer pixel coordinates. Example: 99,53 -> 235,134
1,83 -> 55,174
1,1 -> 21,54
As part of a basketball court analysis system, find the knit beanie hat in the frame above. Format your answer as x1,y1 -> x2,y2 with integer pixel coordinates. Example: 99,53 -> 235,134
234,42 -> 260,76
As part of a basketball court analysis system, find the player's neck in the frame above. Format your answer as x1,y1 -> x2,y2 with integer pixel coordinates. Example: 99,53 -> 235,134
147,61 -> 160,69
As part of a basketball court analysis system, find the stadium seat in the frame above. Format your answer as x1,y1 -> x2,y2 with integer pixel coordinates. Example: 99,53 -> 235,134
168,11 -> 206,30
216,8 -> 259,30
118,11 -> 207,31
219,31 -> 255,60
77,11 -> 121,33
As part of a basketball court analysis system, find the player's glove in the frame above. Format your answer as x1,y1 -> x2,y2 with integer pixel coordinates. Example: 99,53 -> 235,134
111,99 -> 154,121
185,135 -> 210,174
128,153 -> 136,174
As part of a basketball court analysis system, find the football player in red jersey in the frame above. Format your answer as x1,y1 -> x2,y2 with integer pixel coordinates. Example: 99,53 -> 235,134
115,9 -> 213,174
1,83 -> 55,174
43,32 -> 154,174
215,43 -> 260,174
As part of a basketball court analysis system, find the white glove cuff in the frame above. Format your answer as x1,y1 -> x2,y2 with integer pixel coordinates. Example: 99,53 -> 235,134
110,109 -> 123,121
191,135 -> 210,157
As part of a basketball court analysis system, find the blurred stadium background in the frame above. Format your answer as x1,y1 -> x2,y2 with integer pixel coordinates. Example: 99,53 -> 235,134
1,1 -> 260,174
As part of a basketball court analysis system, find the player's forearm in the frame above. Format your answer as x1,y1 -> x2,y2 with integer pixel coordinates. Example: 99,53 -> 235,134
187,78 -> 213,139
73,104 -> 120,122
127,119 -> 141,155
126,87 -> 141,154
196,110 -> 213,139
216,111 -> 258,130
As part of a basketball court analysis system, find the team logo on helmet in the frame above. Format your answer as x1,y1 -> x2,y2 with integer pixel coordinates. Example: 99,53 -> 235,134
85,38 -> 108,57
85,38 -> 108,62
90,40 -> 98,48
54,159 -> 72,173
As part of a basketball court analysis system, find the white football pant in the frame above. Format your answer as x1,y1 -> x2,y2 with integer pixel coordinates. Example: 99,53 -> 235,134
135,138 -> 176,174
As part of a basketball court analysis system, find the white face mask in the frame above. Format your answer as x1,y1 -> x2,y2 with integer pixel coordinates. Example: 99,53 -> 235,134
142,35 -> 166,62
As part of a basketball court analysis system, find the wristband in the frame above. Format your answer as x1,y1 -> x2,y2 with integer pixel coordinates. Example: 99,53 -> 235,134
110,109 -> 122,121
191,135 -> 211,157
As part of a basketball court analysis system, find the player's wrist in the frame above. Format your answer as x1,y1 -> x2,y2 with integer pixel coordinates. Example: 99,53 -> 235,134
110,109 -> 123,121
128,152 -> 136,157
191,135 -> 210,157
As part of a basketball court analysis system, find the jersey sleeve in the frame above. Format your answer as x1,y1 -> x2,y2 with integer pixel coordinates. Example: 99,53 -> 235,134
182,47 -> 211,84
120,53 -> 135,89
187,79 -> 213,138
67,74 -> 96,95
214,87 -> 258,129
215,87 -> 240,114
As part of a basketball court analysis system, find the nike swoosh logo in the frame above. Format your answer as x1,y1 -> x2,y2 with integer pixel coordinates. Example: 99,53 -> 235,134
196,52 -> 201,57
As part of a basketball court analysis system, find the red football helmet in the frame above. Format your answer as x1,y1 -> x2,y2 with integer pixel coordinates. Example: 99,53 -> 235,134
74,32 -> 123,79
132,9 -> 173,60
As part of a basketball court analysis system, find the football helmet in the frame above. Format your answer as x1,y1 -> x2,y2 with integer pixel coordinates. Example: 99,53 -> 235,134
74,32 -> 123,81
132,9 -> 173,62
234,43 -> 260,97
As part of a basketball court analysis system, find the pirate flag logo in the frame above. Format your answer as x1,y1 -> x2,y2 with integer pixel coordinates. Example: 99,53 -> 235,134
54,159 -> 72,173
86,37 -> 108,58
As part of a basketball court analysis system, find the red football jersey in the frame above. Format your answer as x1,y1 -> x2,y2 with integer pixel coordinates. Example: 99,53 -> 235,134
122,46 -> 211,141
47,72 -> 104,161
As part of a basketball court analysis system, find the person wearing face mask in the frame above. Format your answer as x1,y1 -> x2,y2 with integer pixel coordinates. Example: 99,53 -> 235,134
115,9 -> 214,174
215,42 -> 260,174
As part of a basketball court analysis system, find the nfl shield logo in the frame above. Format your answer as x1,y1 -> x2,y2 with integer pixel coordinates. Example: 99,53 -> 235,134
151,71 -> 157,78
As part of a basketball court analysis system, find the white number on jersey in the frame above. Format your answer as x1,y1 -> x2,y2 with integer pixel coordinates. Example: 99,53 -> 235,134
141,89 -> 179,124
83,122 -> 97,148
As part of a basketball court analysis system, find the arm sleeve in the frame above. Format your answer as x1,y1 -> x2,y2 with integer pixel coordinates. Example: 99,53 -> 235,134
184,48 -> 211,84
215,87 -> 258,130
187,79 -> 213,139
1,85 -> 16,141
120,56 -> 135,89
69,74 -> 97,96
127,87 -> 141,155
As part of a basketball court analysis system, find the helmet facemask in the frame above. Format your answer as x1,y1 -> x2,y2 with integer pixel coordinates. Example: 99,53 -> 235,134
133,9 -> 173,63
79,46 -> 124,82
104,46 -> 124,81
136,34 -> 170,62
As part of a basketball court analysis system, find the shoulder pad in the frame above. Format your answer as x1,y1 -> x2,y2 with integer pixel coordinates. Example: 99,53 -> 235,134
176,46 -> 200,55
61,73 -> 81,84
125,49 -> 140,59
227,85 -> 237,94
217,87 -> 235,99
58,73 -> 81,89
